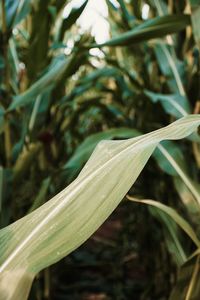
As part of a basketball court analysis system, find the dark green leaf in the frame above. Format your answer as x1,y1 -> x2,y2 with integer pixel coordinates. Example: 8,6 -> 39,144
149,206 -> 187,266
80,67 -> 119,84
154,43 -> 186,95
4,0 -> 32,30
145,90 -> 191,118
57,0 -> 88,41
153,141 -> 188,176
9,56 -> 70,110
91,15 -> 191,47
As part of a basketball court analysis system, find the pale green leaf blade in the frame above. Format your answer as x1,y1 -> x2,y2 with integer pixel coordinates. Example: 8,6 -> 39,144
0,115 -> 200,299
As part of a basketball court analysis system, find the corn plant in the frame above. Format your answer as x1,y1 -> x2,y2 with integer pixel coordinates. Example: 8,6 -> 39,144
0,115 -> 200,300
90,0 -> 200,298
0,0 -> 200,299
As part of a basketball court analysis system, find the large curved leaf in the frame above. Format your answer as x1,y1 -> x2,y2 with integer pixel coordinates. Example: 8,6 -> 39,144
0,115 -> 200,300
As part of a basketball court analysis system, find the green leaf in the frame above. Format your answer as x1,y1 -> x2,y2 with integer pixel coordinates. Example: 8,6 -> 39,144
190,0 -> 200,5
0,115 -> 200,300
154,43 -> 186,96
153,141 -> 188,176
91,14 -> 190,47
63,127 -> 140,181
79,67 -> 119,84
57,0 -> 88,41
133,201 -> 186,266
173,177 -> 200,229
3,0 -> 32,30
145,90 -> 191,118
155,142 -> 200,206
150,207 -> 187,266
127,196 -> 200,248
9,55 -> 71,110
153,140 -> 200,222
117,0 -> 133,26
12,0 -> 32,27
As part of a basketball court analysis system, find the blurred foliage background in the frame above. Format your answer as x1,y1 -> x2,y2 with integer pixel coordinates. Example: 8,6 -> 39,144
0,0 -> 200,299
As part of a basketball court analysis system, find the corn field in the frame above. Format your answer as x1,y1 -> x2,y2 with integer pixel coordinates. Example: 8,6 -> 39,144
0,0 -> 200,299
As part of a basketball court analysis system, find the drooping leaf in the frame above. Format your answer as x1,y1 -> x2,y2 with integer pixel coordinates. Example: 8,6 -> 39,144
64,126 -> 200,208
126,196 -> 200,248
90,14 -> 190,47
145,90 -> 191,118
0,115 -> 200,300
